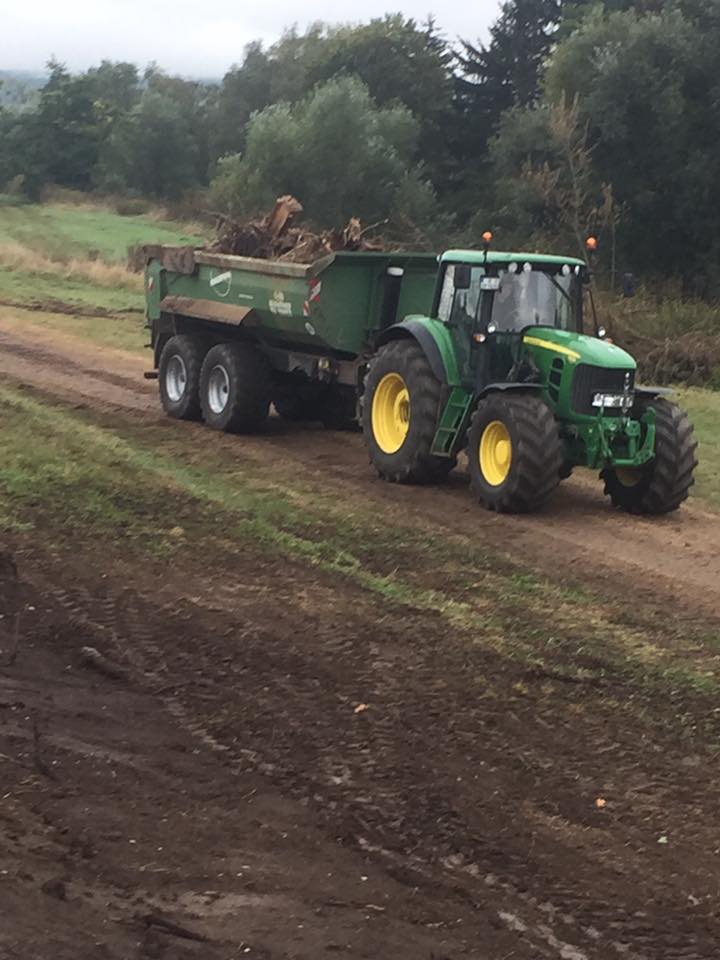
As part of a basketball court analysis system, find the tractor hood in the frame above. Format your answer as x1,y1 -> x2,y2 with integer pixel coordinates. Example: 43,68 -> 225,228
522,327 -> 636,370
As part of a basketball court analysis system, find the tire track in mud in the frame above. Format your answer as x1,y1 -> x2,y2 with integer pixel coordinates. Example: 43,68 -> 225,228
27,561 -> 720,960
2,320 -> 719,619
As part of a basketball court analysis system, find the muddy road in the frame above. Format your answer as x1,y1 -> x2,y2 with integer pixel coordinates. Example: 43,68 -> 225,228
2,318 -> 720,959
1,321 -> 719,615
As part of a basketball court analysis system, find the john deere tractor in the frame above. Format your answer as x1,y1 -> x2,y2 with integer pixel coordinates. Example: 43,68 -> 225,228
363,245 -> 698,513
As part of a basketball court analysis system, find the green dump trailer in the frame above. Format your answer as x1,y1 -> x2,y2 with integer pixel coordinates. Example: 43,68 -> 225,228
144,243 -> 697,514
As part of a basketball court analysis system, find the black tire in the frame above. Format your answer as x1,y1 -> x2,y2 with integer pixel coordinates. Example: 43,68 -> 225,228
468,393 -> 562,512
363,340 -> 455,484
199,342 -> 271,433
601,398 -> 697,514
158,335 -> 206,420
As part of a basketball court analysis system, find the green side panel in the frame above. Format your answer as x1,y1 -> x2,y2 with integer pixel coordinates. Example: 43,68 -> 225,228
395,264 -> 438,321
522,327 -> 636,370
152,250 -> 439,358
521,327 -> 637,422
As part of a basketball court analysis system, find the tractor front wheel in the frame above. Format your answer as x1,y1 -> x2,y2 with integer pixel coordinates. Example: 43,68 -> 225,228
363,340 -> 455,484
601,398 -> 697,514
468,393 -> 562,512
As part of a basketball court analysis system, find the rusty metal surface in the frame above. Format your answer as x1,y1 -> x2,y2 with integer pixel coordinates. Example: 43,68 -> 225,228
160,296 -> 253,326
195,251 -> 328,279
136,245 -> 197,275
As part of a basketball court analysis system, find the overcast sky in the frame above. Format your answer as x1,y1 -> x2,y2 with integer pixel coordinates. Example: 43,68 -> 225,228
1,0 -> 503,77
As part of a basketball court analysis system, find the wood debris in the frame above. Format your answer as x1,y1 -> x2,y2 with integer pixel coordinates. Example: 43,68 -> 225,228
209,195 -> 389,262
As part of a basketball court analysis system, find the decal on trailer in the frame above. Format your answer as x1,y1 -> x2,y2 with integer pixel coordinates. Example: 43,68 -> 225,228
303,278 -> 322,317
209,270 -> 232,298
269,289 -> 292,316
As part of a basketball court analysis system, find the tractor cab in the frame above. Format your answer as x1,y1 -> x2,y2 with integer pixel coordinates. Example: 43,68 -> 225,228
435,248 -> 588,388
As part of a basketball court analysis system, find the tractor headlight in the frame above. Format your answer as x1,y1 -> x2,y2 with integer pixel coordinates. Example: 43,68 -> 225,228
592,392 -> 634,409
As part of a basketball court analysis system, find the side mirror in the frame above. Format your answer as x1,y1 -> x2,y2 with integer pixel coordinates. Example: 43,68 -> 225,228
622,272 -> 637,298
454,264 -> 471,290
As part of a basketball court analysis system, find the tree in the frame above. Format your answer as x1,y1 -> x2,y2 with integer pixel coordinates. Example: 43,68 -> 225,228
100,89 -> 199,198
32,59 -> 102,190
308,16 -> 455,185
478,96 -> 618,265
546,4 -> 720,287
455,0 -> 562,168
210,76 -> 438,230
211,18 -> 455,188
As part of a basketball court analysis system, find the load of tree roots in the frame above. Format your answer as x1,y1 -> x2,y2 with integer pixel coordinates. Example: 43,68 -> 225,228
208,195 -> 391,262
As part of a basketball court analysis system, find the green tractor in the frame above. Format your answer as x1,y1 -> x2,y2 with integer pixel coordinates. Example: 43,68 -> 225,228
363,245 -> 698,514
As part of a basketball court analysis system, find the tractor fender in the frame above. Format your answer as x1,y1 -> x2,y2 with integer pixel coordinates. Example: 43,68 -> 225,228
477,381 -> 543,400
376,318 -> 460,386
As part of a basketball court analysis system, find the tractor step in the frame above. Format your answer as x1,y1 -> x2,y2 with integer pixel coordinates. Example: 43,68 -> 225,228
431,387 -> 473,456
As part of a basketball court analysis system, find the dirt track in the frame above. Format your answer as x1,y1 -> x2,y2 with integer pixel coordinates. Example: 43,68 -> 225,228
1,321 -> 719,615
2,320 -> 720,959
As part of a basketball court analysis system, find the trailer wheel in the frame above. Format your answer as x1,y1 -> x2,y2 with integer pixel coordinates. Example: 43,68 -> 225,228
200,342 -> 271,433
601,398 -> 697,514
158,335 -> 206,420
468,393 -> 562,512
363,340 -> 455,484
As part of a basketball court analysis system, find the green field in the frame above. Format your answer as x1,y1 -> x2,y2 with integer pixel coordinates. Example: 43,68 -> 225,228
0,198 -> 206,261
0,197 -> 208,314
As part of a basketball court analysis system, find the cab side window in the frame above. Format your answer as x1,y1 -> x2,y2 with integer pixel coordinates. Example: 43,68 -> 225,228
437,265 -> 483,325
437,265 -> 456,323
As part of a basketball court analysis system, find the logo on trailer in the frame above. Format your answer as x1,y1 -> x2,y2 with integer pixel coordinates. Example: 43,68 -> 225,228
268,289 -> 292,316
209,270 -> 232,298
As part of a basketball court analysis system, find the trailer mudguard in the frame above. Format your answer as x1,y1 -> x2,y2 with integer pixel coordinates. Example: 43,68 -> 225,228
376,317 -> 461,386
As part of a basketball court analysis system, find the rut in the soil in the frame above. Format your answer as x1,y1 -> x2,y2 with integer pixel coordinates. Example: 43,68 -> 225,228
13,541 -> 718,960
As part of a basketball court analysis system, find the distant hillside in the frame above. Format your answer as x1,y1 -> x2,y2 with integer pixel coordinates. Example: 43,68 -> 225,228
0,70 -> 46,111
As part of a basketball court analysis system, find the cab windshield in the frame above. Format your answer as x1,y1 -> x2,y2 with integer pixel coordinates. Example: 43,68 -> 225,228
438,262 -> 584,332
490,267 -> 581,333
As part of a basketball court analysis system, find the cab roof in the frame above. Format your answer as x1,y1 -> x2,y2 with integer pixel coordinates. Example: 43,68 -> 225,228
441,249 -> 587,268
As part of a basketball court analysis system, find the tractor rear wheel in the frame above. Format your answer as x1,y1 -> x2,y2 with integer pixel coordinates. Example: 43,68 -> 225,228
158,335 -> 206,421
468,393 -> 562,512
200,342 -> 271,433
363,340 -> 455,484
601,398 -> 697,514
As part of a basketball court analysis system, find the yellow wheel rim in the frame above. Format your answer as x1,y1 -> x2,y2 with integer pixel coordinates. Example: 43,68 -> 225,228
479,420 -> 513,486
616,467 -> 643,487
372,372 -> 411,454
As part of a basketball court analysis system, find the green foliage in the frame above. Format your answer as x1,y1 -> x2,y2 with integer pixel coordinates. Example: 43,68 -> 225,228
546,2 -> 720,291
455,0 -> 562,171
210,17 -> 455,185
210,76 -> 438,227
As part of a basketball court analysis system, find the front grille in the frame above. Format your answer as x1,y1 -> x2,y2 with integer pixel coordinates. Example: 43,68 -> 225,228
571,364 -> 635,415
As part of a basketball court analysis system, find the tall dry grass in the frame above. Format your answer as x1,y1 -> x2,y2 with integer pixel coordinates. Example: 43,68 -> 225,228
0,242 -> 142,292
